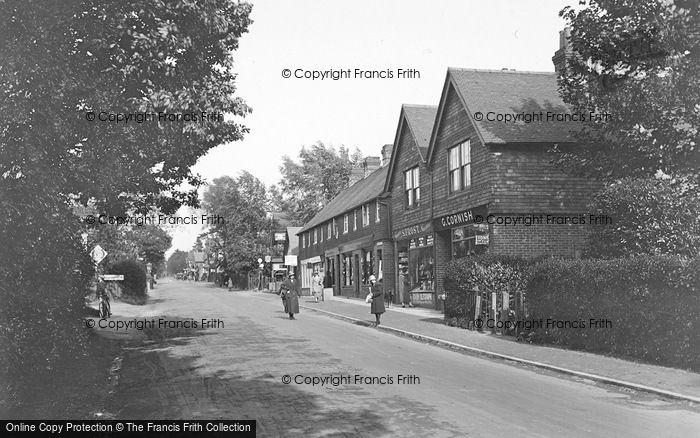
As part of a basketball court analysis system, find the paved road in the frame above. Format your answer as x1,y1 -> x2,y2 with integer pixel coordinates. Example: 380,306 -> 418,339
99,279 -> 700,437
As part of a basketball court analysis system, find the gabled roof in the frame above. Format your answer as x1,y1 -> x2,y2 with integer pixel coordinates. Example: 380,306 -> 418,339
385,104 -> 438,192
298,166 -> 388,234
427,68 -> 579,163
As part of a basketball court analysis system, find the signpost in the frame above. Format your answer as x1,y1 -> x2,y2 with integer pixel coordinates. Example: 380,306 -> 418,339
100,274 -> 124,281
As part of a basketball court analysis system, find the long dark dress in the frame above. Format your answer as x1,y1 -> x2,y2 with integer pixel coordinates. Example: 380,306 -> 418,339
369,284 -> 385,315
279,278 -> 300,314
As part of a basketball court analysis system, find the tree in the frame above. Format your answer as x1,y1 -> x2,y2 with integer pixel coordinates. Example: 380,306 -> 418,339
552,0 -> 700,257
277,142 -> 364,224
0,1 -> 252,409
1,1 -> 253,216
201,172 -> 273,280
553,0 -> 700,181
167,250 -> 189,276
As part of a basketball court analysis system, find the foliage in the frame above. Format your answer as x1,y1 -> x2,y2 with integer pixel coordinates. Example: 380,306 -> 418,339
277,142 -> 364,224
167,250 -> 190,276
443,255 -> 532,328
526,256 -> 700,370
552,0 -> 700,182
88,222 -> 172,274
200,172 -> 273,278
109,259 -> 147,302
586,176 -> 700,257
0,0 -> 253,216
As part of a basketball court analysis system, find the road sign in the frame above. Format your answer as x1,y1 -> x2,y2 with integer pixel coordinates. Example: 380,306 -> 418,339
90,245 -> 107,265
257,258 -> 263,263
264,255 -> 271,263
100,274 -> 124,281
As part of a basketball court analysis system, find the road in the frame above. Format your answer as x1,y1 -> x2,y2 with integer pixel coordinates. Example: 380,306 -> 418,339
96,279 -> 700,437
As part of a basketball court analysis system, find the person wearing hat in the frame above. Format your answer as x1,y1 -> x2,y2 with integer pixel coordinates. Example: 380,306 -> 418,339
278,272 -> 301,319
368,274 -> 385,326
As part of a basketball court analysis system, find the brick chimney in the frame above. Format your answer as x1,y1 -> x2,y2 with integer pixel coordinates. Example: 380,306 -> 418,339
362,156 -> 381,177
348,166 -> 364,186
381,144 -> 393,167
552,27 -> 571,76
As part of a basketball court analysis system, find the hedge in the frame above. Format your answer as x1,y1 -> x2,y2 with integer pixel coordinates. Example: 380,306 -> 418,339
108,260 -> 147,303
526,256 -> 700,371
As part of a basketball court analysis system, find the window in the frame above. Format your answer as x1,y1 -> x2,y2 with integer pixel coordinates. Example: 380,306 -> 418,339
327,221 -> 332,240
343,215 -> 348,234
362,204 -> 370,227
313,228 -> 318,244
333,218 -> 338,238
361,250 -> 373,284
404,166 -> 420,207
353,210 -> 357,231
451,224 -> 488,259
342,253 -> 353,286
320,226 -> 324,242
376,201 -> 380,222
448,140 -> 471,193
302,233 -> 306,248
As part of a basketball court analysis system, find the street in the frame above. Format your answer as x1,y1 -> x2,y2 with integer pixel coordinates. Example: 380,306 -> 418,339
95,279 -> 700,437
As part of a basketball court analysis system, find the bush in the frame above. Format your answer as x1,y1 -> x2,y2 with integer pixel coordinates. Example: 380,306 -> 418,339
108,260 -> 147,302
526,255 -> 700,370
586,176 -> 700,258
443,255 -> 532,328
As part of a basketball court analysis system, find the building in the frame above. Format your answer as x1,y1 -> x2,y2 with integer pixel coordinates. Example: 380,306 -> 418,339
297,155 -> 394,298
384,67 -> 600,309
385,104 -> 439,308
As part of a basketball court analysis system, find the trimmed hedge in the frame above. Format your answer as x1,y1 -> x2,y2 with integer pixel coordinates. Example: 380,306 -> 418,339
108,260 -> 147,303
526,256 -> 700,371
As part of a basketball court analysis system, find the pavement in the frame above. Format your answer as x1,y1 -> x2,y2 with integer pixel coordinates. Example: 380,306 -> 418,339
276,291 -> 700,404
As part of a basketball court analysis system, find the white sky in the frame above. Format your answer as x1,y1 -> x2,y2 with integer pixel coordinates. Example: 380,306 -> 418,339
168,0 -> 576,255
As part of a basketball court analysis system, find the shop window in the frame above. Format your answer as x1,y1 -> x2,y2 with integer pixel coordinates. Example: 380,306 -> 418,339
408,239 -> 434,292
362,204 -> 370,227
404,166 -> 420,208
343,214 -> 348,233
342,253 -> 353,286
452,224 -> 488,259
448,140 -> 471,193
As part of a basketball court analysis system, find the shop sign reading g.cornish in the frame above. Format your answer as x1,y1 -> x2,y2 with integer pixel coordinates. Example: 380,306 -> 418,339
434,205 -> 488,231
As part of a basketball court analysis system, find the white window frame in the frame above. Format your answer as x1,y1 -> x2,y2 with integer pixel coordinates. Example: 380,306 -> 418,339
313,228 -> 318,245
353,210 -> 357,231
343,214 -> 348,234
448,140 -> 471,193
327,221 -> 332,240
362,204 -> 370,227
376,201 -> 380,222
404,166 -> 420,207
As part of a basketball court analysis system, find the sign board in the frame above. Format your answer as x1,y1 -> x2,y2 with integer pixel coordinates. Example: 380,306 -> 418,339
284,255 -> 298,266
272,263 -> 282,271
475,235 -> 489,245
274,232 -> 286,242
393,220 -> 433,240
434,204 -> 488,232
264,255 -> 271,263
100,274 -> 124,281
90,245 -> 107,265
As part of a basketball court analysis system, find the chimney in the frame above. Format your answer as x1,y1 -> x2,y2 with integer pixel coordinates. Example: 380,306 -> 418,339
553,27 -> 572,76
362,156 -> 381,177
381,144 -> 393,167
348,166 -> 364,186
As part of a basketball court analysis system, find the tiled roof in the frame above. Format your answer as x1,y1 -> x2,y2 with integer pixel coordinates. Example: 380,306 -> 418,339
402,105 -> 438,159
439,68 -> 579,148
298,166 -> 388,234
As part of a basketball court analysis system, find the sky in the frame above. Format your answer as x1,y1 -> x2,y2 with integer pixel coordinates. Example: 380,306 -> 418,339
167,0 -> 577,255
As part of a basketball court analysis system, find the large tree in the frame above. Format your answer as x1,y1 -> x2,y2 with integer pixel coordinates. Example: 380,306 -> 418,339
553,0 -> 700,257
0,0 -> 252,410
553,0 -> 699,180
201,172 -> 273,279
277,142 -> 363,224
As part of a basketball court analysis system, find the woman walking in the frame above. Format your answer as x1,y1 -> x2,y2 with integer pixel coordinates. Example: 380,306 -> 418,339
367,275 -> 385,326
311,272 -> 323,303
278,272 -> 300,319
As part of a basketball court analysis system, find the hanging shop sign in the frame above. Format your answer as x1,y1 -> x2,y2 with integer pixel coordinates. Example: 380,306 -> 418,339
434,204 -> 488,232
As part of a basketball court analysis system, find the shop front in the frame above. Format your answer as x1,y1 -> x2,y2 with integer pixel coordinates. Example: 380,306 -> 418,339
394,220 -> 435,308
434,204 -> 489,259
